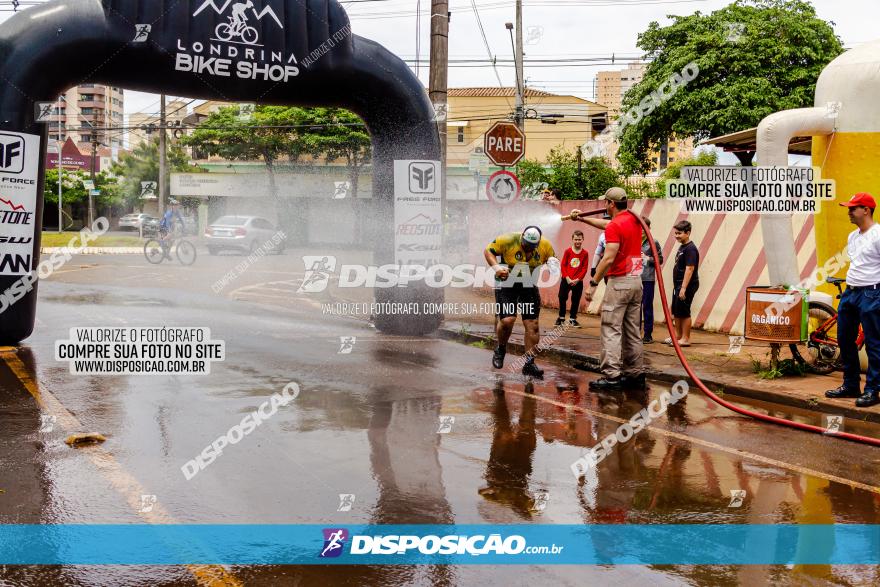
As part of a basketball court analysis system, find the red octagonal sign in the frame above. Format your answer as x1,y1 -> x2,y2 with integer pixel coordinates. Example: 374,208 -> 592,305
484,121 -> 526,167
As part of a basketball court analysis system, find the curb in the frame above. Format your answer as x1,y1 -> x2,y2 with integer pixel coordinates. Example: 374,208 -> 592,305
438,326 -> 880,426
41,247 -> 143,255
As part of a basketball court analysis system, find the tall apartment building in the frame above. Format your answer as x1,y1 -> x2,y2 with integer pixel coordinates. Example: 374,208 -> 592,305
44,85 -> 125,154
595,61 -> 693,173
596,61 -> 647,118
127,99 -> 191,147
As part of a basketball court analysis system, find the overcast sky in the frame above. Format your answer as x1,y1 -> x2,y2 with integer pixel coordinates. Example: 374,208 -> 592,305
1,0 -> 877,118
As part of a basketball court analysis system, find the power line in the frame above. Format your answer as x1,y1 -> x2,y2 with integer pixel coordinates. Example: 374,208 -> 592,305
468,0 -> 510,112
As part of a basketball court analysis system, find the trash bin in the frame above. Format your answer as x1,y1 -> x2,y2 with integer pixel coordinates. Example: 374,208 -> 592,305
743,286 -> 808,343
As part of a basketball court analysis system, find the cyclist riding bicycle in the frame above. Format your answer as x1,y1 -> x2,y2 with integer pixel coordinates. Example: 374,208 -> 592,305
230,0 -> 253,27
159,200 -> 185,260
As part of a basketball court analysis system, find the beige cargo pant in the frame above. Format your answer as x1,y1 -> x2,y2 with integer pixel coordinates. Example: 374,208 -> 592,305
599,275 -> 644,380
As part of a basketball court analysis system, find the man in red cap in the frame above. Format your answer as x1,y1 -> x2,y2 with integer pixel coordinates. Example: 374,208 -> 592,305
570,187 -> 645,391
825,193 -> 880,408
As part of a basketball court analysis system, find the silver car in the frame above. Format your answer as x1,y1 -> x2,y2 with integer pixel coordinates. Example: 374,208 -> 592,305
119,213 -> 151,231
205,215 -> 286,255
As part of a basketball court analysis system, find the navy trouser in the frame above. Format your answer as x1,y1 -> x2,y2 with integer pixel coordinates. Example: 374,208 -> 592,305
837,287 -> 880,391
558,279 -> 584,319
641,280 -> 655,338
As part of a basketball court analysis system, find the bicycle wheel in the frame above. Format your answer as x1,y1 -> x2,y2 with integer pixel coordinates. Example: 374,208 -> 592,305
790,301 -> 839,375
144,240 -> 165,265
241,26 -> 259,45
215,23 -> 234,41
176,239 -> 197,266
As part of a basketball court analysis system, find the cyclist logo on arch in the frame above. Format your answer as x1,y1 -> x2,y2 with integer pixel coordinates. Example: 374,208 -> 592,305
215,1 -> 260,45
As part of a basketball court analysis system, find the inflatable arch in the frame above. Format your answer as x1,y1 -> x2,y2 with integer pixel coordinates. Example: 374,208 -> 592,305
0,0 -> 444,343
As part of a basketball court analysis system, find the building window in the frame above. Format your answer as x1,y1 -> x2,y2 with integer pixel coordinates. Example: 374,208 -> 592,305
81,135 -> 92,143
80,94 -> 94,102
457,127 -> 464,143
669,147 -> 676,153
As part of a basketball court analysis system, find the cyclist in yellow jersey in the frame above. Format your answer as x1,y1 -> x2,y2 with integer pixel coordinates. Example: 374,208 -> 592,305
484,226 -> 558,378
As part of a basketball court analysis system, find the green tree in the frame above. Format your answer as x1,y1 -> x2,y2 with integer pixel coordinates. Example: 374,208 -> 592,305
112,137 -> 198,209
617,0 -> 843,174
581,156 -> 622,200
544,147 -> 579,199
180,105 -> 309,203
518,147 -> 621,200
44,168 -> 120,225
299,108 -> 372,198
44,168 -> 89,206
516,158 -> 550,199
181,105 -> 371,203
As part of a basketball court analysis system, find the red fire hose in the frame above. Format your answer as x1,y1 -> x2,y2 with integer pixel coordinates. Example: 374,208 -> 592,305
569,208 -> 880,447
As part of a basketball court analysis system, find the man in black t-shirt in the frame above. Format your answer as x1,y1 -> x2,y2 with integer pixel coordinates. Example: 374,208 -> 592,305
667,221 -> 699,347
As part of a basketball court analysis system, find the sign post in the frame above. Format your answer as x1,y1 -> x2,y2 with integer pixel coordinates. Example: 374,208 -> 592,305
486,170 -> 521,205
484,121 -> 526,167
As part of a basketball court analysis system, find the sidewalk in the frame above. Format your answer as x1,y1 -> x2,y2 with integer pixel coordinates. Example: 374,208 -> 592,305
41,247 -> 143,255
438,289 -> 880,425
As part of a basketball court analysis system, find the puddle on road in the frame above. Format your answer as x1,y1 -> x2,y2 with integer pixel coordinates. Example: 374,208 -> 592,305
43,292 -> 173,308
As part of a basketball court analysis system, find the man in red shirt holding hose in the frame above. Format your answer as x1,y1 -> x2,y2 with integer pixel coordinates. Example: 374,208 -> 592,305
570,188 -> 645,391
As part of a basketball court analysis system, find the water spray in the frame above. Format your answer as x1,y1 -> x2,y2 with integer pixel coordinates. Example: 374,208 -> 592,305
562,209 -> 880,447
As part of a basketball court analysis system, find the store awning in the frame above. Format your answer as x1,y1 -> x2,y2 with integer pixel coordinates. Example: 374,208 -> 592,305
703,127 -> 813,155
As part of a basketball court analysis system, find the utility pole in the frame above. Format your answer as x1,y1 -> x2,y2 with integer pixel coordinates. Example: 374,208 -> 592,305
515,0 -> 524,130
159,94 -> 168,216
57,96 -> 63,233
89,107 -> 98,227
505,1 -> 525,130
429,1 -> 449,200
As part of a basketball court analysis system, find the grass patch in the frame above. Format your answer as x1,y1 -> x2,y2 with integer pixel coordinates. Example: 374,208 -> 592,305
470,340 -> 490,349
751,357 -> 807,380
41,232 -> 144,248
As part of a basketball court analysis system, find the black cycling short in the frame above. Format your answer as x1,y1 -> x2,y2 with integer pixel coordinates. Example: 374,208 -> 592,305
671,281 -> 699,318
495,284 -> 541,320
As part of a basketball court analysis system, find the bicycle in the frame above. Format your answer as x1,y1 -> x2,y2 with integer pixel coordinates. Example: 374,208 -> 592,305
789,277 -> 864,375
144,228 -> 197,266
215,17 -> 258,45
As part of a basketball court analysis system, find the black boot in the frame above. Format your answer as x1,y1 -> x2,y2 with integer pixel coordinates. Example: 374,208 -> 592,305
825,384 -> 861,399
855,389 -> 880,408
492,346 -> 506,369
589,377 -> 623,391
622,373 -> 647,390
522,360 -> 544,379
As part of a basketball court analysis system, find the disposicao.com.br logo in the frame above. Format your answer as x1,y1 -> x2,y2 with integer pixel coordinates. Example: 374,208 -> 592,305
317,528 -> 563,558
298,256 -> 561,292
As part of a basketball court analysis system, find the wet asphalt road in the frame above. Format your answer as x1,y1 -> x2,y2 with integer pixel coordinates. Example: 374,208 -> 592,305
1,251 -> 880,586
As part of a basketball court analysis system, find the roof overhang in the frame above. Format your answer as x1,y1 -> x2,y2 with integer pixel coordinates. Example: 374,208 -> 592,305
702,127 -> 813,155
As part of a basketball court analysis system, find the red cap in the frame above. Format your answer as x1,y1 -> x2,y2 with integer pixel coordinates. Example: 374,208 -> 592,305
840,193 -> 876,209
